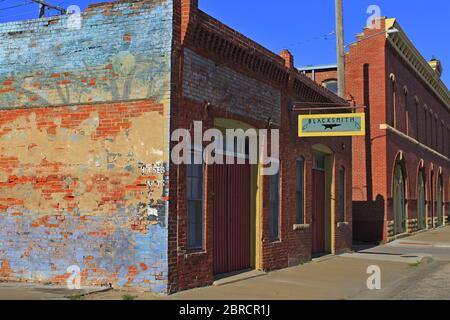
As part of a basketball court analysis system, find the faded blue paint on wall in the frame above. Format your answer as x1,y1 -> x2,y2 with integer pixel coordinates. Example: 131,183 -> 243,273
0,207 -> 168,290
0,0 -> 173,108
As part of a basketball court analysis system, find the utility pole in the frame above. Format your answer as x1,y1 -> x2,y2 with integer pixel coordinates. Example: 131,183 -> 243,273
335,0 -> 346,99
31,0 -> 66,18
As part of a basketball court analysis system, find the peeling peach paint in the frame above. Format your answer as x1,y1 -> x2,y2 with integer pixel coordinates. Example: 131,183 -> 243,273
0,102 -> 166,217
0,259 -> 12,277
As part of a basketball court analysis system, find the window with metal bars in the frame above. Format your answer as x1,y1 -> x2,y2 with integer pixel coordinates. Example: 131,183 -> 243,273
296,157 -> 305,224
269,169 -> 281,240
186,150 -> 204,250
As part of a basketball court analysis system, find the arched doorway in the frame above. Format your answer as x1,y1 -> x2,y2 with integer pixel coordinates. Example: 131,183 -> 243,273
417,169 -> 427,230
393,163 -> 406,235
437,174 -> 444,226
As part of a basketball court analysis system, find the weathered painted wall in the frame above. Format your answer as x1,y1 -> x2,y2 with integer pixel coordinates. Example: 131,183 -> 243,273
0,0 -> 172,293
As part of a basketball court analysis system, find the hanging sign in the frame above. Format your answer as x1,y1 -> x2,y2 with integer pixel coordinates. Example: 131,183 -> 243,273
298,113 -> 365,137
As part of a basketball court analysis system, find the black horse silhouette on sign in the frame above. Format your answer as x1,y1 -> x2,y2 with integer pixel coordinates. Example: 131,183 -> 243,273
323,124 -> 342,130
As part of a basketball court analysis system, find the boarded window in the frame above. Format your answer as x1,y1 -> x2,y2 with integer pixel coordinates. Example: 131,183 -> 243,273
269,170 -> 280,240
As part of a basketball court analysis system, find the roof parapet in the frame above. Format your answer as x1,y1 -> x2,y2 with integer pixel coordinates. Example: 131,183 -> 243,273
429,57 -> 443,78
279,50 -> 294,70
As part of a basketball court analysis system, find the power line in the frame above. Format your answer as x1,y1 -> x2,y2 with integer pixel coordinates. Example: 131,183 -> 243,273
0,1 -> 33,11
274,31 -> 336,51
30,0 -> 65,17
0,8 -> 38,20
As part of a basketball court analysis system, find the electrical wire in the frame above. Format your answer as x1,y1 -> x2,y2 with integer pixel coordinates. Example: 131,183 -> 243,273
0,1 -> 33,11
274,30 -> 336,51
0,8 -> 37,20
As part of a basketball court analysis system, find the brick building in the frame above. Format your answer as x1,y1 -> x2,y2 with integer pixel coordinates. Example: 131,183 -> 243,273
0,0 -> 352,294
301,17 -> 450,243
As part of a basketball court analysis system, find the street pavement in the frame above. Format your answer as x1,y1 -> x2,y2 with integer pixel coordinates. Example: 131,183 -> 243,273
1,226 -> 449,300
0,282 -> 109,300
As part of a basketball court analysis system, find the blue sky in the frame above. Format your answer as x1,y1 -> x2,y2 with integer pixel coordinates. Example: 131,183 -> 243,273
1,0 -> 449,86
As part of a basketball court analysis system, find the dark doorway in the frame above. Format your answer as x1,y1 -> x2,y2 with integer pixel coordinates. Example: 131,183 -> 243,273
393,163 -> 406,235
438,175 -> 444,226
417,170 -> 427,230
430,170 -> 434,228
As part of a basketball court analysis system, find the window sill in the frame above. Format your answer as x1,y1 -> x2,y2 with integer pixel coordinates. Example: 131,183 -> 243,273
293,224 -> 310,231
185,248 -> 206,256
337,222 -> 349,228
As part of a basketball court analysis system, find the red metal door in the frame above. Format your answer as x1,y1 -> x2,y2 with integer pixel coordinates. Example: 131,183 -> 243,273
312,169 -> 326,255
213,163 -> 251,275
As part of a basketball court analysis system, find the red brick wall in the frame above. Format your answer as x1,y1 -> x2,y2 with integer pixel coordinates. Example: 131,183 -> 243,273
345,24 -> 390,242
306,18 -> 450,242
345,18 -> 449,241
169,0 -> 352,292
303,69 -> 338,87
385,40 -> 450,232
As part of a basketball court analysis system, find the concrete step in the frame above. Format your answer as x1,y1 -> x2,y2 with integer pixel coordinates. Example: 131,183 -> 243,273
213,270 -> 267,286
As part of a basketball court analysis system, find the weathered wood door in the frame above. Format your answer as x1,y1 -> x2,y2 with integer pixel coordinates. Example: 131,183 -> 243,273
312,168 -> 326,255
213,163 -> 251,275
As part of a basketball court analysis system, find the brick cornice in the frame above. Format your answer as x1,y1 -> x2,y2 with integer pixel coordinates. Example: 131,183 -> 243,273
385,18 -> 450,109
183,8 -> 347,106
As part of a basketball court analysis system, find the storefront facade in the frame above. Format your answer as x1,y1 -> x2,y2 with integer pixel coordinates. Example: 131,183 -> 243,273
0,0 -> 353,293
301,17 -> 450,243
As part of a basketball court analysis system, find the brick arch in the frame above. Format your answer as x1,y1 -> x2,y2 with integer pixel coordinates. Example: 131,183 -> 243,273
390,151 -> 409,195
389,73 -> 396,82
403,85 -> 409,95
416,159 -> 426,196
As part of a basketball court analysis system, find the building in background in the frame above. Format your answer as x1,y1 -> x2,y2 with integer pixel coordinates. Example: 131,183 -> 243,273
0,0 -> 352,293
301,17 -> 450,243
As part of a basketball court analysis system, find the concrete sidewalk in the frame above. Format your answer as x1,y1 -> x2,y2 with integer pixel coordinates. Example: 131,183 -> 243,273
1,226 -> 449,300
407,226 -> 450,244
83,255 -> 428,300
0,282 -> 110,300
87,226 -> 450,300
